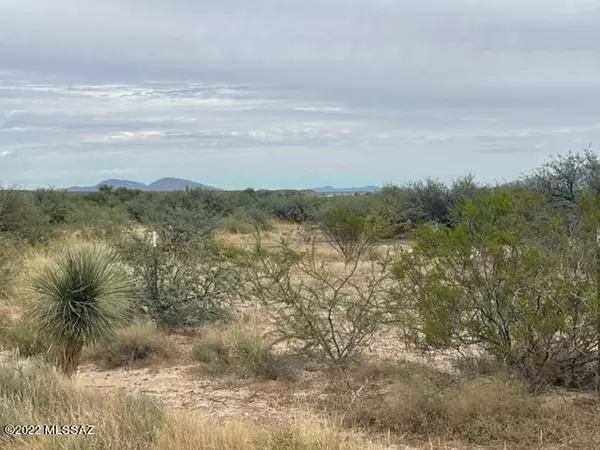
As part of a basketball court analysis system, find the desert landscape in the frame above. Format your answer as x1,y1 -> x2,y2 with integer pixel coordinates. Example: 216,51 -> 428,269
3,1 -> 600,448
2,151 -> 600,450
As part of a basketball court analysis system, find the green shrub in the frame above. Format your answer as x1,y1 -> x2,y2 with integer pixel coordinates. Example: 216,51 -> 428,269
33,188 -> 70,225
0,233 -> 22,299
390,187 -> 599,388
65,200 -> 131,240
317,202 -> 381,265
246,234 -> 392,363
405,178 -> 453,226
120,234 -> 236,330
268,192 -> 323,222
0,188 -> 51,243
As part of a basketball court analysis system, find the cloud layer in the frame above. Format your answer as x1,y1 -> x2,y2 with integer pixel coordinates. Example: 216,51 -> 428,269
2,0 -> 599,88
1,1 -> 600,188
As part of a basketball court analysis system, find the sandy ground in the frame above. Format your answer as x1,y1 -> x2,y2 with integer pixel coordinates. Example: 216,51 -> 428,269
0,349 -> 419,450
76,363 -> 296,418
0,327 -> 461,420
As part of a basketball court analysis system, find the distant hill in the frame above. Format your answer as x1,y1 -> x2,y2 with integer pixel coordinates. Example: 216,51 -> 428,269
147,177 -> 212,191
67,177 -> 218,192
313,185 -> 381,193
65,179 -> 380,193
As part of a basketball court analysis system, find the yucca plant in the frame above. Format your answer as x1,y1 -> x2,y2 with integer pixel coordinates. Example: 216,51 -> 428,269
26,242 -> 134,376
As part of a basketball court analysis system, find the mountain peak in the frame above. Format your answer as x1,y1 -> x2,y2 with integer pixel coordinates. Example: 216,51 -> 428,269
67,178 -> 217,192
97,179 -> 147,189
147,177 -> 213,190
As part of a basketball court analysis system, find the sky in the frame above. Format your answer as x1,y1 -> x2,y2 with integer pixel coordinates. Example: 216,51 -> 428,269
1,0 -> 600,190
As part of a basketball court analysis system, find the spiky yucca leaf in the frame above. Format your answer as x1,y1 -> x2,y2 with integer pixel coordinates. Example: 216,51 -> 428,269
26,242 -> 133,375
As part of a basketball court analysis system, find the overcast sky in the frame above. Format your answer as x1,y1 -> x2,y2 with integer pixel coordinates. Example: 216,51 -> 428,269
1,0 -> 600,189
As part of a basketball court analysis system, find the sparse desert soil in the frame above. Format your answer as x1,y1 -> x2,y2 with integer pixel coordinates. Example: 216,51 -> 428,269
76,363 -> 298,419
71,331 -> 462,420
0,327 -> 461,422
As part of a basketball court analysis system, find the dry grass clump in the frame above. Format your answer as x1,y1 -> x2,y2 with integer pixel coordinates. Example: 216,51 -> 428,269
192,319 -> 293,380
324,361 -> 600,448
0,358 -> 383,450
91,320 -> 178,368
218,214 -> 275,235
0,233 -> 27,302
0,313 -> 9,347
217,221 -> 297,247
157,411 -> 386,450
1,315 -> 49,357
0,357 -> 165,450
451,355 -> 503,377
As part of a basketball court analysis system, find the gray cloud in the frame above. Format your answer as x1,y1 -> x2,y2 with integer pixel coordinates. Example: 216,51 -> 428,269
1,0 -> 599,89
1,1 -> 600,188
2,78 -> 600,189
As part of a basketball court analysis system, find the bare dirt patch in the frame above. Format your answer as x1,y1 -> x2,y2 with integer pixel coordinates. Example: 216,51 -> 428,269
75,361 -> 306,421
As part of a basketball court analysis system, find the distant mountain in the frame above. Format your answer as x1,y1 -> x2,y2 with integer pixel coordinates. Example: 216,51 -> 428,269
147,177 -> 211,191
67,177 -> 218,192
65,179 -> 378,193
99,179 -> 148,190
313,185 -> 381,193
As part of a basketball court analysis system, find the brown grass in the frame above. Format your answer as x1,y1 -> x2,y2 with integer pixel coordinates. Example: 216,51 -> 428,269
0,358 -> 384,450
192,318 -> 293,381
0,314 -> 49,357
89,320 -> 178,369
216,221 -> 347,262
321,360 -> 600,449
156,410 -> 388,450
